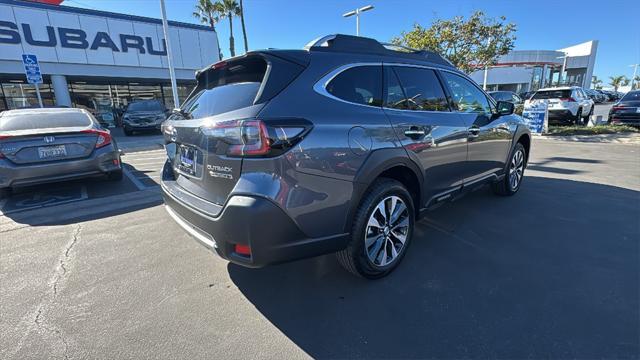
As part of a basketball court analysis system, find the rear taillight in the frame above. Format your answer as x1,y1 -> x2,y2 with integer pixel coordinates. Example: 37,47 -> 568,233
201,119 -> 310,158
82,129 -> 112,149
234,244 -> 251,257
0,135 -> 10,158
559,97 -> 576,102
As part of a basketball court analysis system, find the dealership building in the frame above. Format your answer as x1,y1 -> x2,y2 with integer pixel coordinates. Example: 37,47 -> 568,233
469,40 -> 598,93
0,0 -> 219,121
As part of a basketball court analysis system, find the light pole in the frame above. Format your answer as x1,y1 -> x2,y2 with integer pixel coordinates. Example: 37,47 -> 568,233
556,53 -> 568,86
343,5 -> 374,36
630,63 -> 639,90
159,0 -> 180,108
482,38 -> 491,90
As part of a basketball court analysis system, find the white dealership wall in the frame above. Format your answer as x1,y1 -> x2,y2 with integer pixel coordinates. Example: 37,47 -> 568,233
470,41 -> 598,91
0,0 -> 219,106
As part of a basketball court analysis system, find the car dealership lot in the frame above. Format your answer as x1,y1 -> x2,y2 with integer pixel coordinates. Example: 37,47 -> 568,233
1,139 -> 638,359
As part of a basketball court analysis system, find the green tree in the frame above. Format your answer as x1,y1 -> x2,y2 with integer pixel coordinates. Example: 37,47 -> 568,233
239,0 -> 248,53
609,75 -> 630,93
591,76 -> 603,89
216,0 -> 240,57
633,75 -> 640,90
392,11 -> 516,73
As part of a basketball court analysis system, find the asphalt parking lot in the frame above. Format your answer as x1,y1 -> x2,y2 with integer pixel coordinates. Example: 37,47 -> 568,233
1,138 -> 638,359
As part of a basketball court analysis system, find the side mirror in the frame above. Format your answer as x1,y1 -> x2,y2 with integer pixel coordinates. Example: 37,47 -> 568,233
496,101 -> 514,116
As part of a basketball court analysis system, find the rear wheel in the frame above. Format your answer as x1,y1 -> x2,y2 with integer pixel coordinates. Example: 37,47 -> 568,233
584,106 -> 594,125
337,178 -> 415,279
492,142 -> 526,196
574,108 -> 583,125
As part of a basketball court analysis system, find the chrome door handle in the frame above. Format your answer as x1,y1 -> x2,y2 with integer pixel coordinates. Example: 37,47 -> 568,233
468,127 -> 480,137
404,127 -> 426,139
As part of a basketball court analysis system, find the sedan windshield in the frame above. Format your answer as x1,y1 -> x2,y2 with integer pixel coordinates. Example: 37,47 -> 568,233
127,101 -> 163,112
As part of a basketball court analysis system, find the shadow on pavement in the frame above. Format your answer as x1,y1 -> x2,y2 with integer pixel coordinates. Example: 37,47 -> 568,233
228,176 -> 639,359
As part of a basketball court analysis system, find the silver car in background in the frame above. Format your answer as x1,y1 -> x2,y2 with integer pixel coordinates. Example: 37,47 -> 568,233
0,108 -> 122,197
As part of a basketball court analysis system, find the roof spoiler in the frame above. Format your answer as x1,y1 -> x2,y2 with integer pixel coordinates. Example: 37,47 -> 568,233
304,34 -> 454,68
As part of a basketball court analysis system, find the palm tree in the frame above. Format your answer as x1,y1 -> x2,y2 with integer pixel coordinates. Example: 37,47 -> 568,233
239,0 -> 248,53
193,0 -> 221,31
591,76 -> 602,89
216,0 -> 240,57
609,75 -> 629,93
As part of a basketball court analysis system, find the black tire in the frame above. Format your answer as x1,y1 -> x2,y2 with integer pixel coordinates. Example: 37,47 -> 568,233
492,142 -> 527,196
123,128 -> 133,136
106,169 -> 123,181
574,108 -> 583,125
584,106 -> 594,125
336,178 -> 415,279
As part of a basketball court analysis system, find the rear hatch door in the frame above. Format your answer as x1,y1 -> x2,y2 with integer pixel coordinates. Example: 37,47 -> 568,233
165,52 -> 307,206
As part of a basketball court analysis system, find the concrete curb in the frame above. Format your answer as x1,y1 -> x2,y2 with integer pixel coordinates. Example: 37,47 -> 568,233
535,133 -> 640,144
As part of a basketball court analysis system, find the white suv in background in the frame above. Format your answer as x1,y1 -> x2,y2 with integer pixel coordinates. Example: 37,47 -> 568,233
530,86 -> 594,125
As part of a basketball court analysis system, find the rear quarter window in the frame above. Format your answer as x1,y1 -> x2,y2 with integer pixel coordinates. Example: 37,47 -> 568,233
326,65 -> 383,106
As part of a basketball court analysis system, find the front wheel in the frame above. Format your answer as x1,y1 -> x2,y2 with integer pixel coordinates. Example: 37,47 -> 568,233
493,142 -> 527,196
337,178 -> 415,279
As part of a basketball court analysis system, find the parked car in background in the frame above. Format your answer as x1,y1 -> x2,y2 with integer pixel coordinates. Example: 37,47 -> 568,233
121,100 -> 167,136
489,91 -> 524,114
609,90 -> 640,126
597,90 -> 617,102
0,108 -> 122,197
585,89 -> 605,103
519,91 -> 535,101
488,91 -> 523,104
161,34 -> 531,278
530,86 -> 594,125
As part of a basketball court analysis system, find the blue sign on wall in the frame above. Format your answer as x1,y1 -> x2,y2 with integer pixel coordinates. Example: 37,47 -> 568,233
21,54 -> 43,84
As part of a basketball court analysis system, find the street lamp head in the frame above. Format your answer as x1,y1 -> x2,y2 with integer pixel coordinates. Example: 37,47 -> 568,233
343,10 -> 357,18
359,5 -> 374,12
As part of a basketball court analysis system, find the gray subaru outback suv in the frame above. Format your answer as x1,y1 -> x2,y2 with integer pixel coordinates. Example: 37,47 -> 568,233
161,35 -> 531,278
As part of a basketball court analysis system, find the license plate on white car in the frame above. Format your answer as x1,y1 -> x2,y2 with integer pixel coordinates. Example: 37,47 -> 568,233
38,145 -> 67,159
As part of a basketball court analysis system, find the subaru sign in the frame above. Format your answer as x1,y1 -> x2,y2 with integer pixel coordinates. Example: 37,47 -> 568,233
21,53 -> 42,84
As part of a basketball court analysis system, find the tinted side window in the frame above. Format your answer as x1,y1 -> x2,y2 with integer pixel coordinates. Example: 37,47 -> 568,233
442,72 -> 492,114
387,67 -> 449,112
326,66 -> 383,106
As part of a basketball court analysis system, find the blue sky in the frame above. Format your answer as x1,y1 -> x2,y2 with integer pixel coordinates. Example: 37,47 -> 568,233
66,0 -> 640,83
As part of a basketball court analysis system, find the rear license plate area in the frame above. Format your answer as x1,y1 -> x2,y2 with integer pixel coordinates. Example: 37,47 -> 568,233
38,145 -> 67,159
177,145 -> 198,177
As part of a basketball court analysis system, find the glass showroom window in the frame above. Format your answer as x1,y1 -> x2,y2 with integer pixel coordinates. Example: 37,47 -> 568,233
1,80 -> 55,109
69,82 -> 117,127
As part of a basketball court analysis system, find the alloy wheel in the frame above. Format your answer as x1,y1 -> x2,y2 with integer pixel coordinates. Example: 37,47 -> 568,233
509,149 -> 525,191
364,196 -> 410,267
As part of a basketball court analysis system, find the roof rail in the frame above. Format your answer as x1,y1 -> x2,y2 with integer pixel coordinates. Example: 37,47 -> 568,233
305,34 -> 454,68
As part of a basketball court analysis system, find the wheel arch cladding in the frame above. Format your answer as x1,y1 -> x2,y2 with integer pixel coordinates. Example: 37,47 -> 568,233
517,133 -> 531,163
344,148 -> 423,233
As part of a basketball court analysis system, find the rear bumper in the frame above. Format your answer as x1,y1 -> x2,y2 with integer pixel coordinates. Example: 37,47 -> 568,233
161,172 -> 348,268
548,109 -> 577,123
124,123 -> 162,131
0,146 -> 120,188
609,114 -> 640,126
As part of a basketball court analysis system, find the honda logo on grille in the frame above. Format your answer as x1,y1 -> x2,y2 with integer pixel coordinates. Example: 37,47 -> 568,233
43,136 -> 55,143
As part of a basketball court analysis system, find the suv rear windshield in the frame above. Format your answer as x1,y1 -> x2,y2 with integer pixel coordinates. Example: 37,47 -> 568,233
127,100 -> 164,112
533,90 -> 572,99
181,57 -> 267,119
